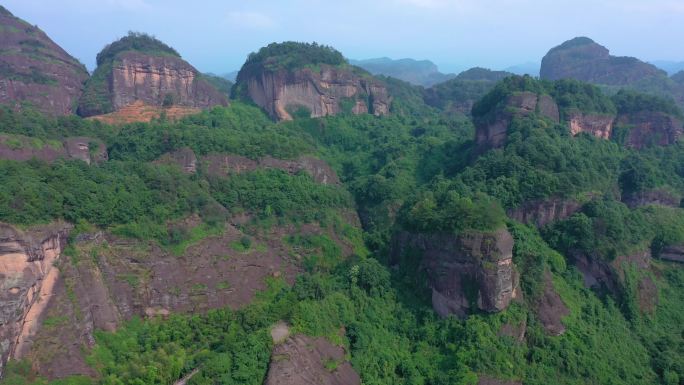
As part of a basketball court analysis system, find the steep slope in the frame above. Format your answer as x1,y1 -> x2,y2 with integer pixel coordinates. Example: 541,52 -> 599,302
235,42 -> 390,121
78,32 -> 227,120
540,37 -> 665,85
0,6 -> 88,115
350,57 -> 456,87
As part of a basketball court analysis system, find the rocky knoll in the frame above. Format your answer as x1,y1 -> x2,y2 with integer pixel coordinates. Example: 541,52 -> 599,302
0,134 -> 107,165
264,333 -> 360,385
540,37 -> 665,85
0,222 -> 71,377
475,91 -> 559,149
235,42 -> 390,121
0,6 -> 89,115
78,32 -> 227,118
391,229 -> 518,318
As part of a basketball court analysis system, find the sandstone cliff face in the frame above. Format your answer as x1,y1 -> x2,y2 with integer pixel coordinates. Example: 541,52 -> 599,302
615,111 -> 683,149
0,222 -> 71,377
0,7 -> 88,115
78,51 -> 228,117
540,37 -> 665,85
20,214 -> 361,378
202,154 -> 340,185
391,229 -> 518,318
475,92 -> 559,149
238,66 -> 390,121
0,135 -> 107,165
567,112 -> 615,139
264,334 -> 360,385
507,197 -> 583,228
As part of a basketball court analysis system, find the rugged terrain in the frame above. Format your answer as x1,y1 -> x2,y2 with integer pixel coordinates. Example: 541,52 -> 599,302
235,42 -> 390,121
0,17 -> 682,385
77,33 -> 227,120
0,6 -> 89,115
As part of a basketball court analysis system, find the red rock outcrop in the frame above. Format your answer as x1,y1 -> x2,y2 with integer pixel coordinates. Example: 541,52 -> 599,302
0,222 -> 71,377
0,7 -> 89,115
202,154 -> 340,184
154,147 -> 197,174
0,134 -> 107,164
622,189 -> 680,209
391,229 -> 519,318
540,37 -> 665,86
567,112 -> 614,138
615,111 -> 682,149
238,66 -> 390,121
475,92 -> 559,149
535,272 -> 570,336
507,197 -> 583,228
78,49 -> 228,117
264,334 -> 360,385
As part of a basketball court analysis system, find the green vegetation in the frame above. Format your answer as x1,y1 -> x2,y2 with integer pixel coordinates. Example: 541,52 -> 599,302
239,41 -> 346,77
1,69 -> 683,385
95,31 -> 179,66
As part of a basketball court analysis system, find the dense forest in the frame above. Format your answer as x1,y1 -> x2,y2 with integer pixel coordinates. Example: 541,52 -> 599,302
1,40 -> 683,385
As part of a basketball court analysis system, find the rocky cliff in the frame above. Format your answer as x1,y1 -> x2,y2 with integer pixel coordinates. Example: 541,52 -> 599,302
567,112 -> 615,138
0,134 -> 107,164
237,66 -> 389,121
78,34 -> 227,117
202,154 -> 340,185
507,197 -> 583,228
0,6 -> 89,115
235,42 -> 389,121
540,37 -> 665,85
264,332 -> 360,385
0,222 -> 71,377
391,229 -> 519,318
615,111 -> 682,149
475,91 -> 559,149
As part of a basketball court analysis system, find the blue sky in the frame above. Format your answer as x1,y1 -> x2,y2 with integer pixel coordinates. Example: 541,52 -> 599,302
4,0 -> 684,74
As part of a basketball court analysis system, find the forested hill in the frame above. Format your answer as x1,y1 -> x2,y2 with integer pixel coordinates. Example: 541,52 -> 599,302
0,37 -> 683,385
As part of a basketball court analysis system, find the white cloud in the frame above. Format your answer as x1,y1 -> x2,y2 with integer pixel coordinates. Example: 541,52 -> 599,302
227,10 -> 276,29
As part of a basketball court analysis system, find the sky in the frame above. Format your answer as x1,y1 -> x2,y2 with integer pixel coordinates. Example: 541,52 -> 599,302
3,0 -> 684,74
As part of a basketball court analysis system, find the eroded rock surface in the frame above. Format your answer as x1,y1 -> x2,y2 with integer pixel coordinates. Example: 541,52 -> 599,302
0,222 -> 71,376
0,135 -> 107,164
535,272 -> 569,336
540,37 -> 665,85
615,111 -> 682,149
264,334 -> 360,385
0,7 -> 89,115
202,154 -> 340,184
507,197 -> 582,228
568,112 -> 615,138
475,92 -> 559,149
391,229 -> 518,318
237,66 -> 390,121
79,51 -> 227,117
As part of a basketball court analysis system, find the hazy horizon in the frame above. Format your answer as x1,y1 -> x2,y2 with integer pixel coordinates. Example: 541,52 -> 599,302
3,0 -> 684,75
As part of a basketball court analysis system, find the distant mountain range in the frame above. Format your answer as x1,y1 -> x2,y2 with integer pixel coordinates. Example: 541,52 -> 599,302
350,57 -> 456,87
650,60 -> 684,76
